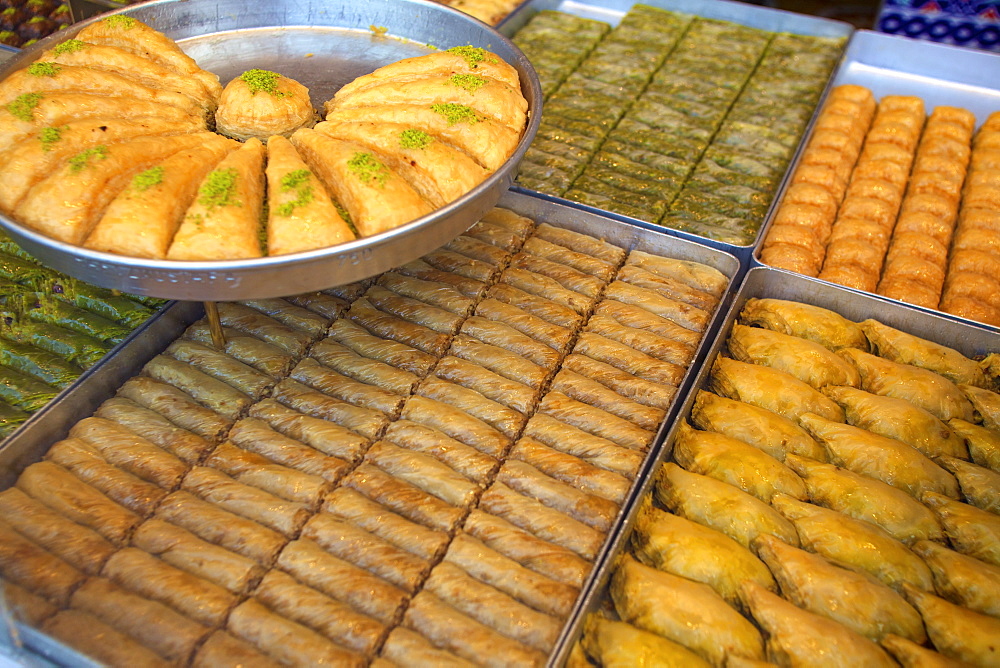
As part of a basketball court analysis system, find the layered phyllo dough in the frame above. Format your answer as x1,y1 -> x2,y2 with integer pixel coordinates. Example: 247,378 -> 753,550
0,207 -> 730,666
0,18 -> 528,259
579,297 -> 1000,667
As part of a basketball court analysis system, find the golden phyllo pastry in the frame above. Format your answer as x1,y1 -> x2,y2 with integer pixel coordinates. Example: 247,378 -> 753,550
216,69 -> 315,142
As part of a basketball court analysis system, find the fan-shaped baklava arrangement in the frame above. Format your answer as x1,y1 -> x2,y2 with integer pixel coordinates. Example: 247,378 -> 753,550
0,16 -> 529,259
0,205 -> 728,666
579,298 -> 1000,667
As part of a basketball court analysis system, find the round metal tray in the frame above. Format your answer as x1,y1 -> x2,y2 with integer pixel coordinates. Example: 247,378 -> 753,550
0,0 -> 541,300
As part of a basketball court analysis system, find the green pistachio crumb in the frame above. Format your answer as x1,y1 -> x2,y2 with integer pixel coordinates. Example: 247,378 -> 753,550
449,73 -> 487,93
27,62 -> 61,78
102,15 -> 136,29
238,69 -> 290,97
198,168 -> 241,209
280,169 -> 311,191
429,102 -> 482,125
399,128 -> 433,150
6,93 -> 43,122
446,45 -> 498,68
347,152 -> 389,187
68,145 -> 108,173
275,169 -> 313,217
38,126 -> 63,151
52,39 -> 89,56
131,165 -> 164,192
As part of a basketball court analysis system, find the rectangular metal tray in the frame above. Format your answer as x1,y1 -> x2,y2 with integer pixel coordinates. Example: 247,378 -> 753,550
498,0 -> 854,265
550,265 -> 1000,665
752,30 -> 1000,330
0,189 -> 740,666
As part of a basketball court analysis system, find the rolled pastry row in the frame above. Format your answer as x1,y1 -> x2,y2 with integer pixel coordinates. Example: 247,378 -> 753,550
290,356 -> 406,418
940,111 -> 1000,326
213,300 -> 315,357
269,377 -> 390,441
818,95 -> 925,292
759,84 -> 876,275
878,106 -> 975,307
236,297 -> 331,338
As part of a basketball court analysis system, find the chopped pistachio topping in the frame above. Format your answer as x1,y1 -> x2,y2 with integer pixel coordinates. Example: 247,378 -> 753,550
198,168 -> 241,209
27,62 -> 61,77
370,25 -> 388,37
239,69 -> 289,97
449,73 -> 486,93
68,145 -> 108,173
131,165 -> 164,192
280,169 -> 311,191
446,45 -> 498,68
430,102 -> 481,125
52,39 -> 88,56
102,15 -> 136,29
275,169 -> 314,217
6,93 -> 43,122
399,128 -> 433,150
38,126 -> 63,151
347,152 -> 389,187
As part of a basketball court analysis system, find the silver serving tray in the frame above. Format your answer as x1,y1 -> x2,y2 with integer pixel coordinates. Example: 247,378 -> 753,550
0,0 -> 542,301
499,0 -> 854,264
0,189 -> 741,666
552,265 -> 1000,665
753,30 -> 1000,329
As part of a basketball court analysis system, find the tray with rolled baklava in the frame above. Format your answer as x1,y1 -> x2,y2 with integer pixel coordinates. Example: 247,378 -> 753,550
0,190 -> 742,666
0,0 -> 542,301
562,266 -> 1000,667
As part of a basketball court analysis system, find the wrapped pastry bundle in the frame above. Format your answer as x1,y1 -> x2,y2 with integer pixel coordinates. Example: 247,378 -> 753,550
939,111 -> 1000,326
878,106 -> 975,308
760,84 -> 875,275
818,95 -> 925,291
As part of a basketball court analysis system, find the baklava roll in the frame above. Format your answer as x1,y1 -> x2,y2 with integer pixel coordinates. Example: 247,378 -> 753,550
434,355 -> 537,415
523,413 -> 645,479
593,299 -> 702,349
475,298 -> 574,353
132,518 -> 264,594
397,259 -> 489,300
94,396 -> 214,465
604,281 -> 710,333
228,598 -> 365,667
900,584 -> 1000,667
154,490 -> 284,566
182,466 -> 310,537
538,390 -> 655,452
238,297 -> 331,336
487,283 -> 582,330
343,463 -> 464,533
16,461 -> 140,545
327,317 -> 437,376
271,378 -> 389,440
103,547 -> 236,627
45,438 -> 166,516
248,398 -> 368,463
323,486 -> 449,561
166,338 -> 275,399
191,631 -> 279,668
0,518 -> 85,605
215,301 -> 313,356
276,538 -> 408,625
283,291 -> 349,321
310,338 -> 419,396
378,272 -> 475,317
922,491 -> 1000,567
509,437 -> 631,505
0,487 -> 113,575
496,459 -> 619,532
938,455 -> 1000,513
3,580 -> 57,626
617,264 -> 718,311
43,609 -> 171,668
71,577 -> 208,665
117,376 -> 232,441
302,511 -> 430,593
478,481 -> 603,561
229,416 -> 350,482
459,316 -> 562,369
183,322 -> 295,378
253,570 -> 385,655
447,334 -> 549,389
383,419 -> 499,484
573,330 -> 685,388
424,561 -> 562,653
204,442 -> 328,506
402,591 -> 548,668
912,539 -> 1000,618
69,416 -> 187,488
521,237 -> 616,284
506,253 -> 603,304
739,297 -> 868,351
785,454 -> 943,544
727,323 -> 861,390
348,297 -> 451,357
773,494 -> 933,593
402,394 -> 511,458
143,354 -> 252,421
422,247 -> 497,283
417,376 -> 526,439
379,627 -> 475,667
364,440 -> 479,509
585,313 -> 697,367
562,353 -> 676,411
291,357 -> 404,416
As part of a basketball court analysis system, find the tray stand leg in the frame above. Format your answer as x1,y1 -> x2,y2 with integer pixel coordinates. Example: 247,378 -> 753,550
203,301 -> 227,349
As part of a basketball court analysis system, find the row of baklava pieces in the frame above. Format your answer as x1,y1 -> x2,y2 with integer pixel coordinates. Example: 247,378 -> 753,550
517,10 -> 761,200
761,85 -> 1000,325
511,9 -> 610,100
581,323 -> 1000,666
0,211 -> 726,666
